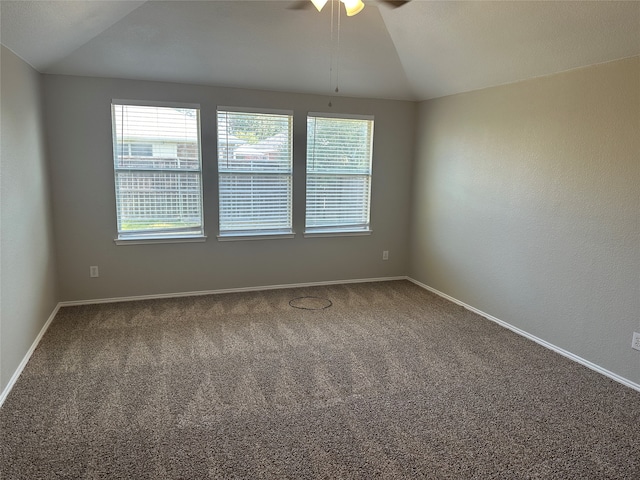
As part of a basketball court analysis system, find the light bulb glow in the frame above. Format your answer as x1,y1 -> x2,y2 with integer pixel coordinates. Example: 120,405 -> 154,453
310,0 -> 329,12
341,0 -> 365,16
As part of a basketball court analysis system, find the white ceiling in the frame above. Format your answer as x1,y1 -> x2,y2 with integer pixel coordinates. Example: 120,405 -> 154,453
1,0 -> 639,101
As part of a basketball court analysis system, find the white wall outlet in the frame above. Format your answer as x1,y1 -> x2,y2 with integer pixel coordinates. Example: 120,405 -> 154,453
90,266 -> 99,278
632,332 -> 640,351
382,250 -> 389,261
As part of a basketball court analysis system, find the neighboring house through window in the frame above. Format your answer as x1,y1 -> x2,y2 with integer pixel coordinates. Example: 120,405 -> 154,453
117,143 -> 153,158
305,113 -> 374,235
111,101 -> 204,242
217,107 -> 294,239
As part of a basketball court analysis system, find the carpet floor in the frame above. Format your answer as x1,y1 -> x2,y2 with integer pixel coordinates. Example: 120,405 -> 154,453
1,280 -> 639,479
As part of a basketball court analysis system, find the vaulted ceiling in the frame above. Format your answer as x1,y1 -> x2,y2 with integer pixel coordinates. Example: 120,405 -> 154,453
1,0 -> 639,101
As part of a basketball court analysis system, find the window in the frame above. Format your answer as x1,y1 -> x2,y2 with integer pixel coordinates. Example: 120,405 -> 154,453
306,113 -> 374,235
111,101 -> 204,242
217,108 -> 293,239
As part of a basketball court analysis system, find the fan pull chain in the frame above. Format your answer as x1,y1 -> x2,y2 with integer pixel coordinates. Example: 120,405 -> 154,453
328,0 -> 341,107
335,0 -> 341,94
329,0 -> 334,105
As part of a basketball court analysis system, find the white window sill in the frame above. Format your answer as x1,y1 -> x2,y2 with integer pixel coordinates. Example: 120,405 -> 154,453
304,230 -> 372,238
217,232 -> 295,242
114,235 -> 207,245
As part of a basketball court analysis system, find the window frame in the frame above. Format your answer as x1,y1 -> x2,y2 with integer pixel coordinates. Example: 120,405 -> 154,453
216,106 -> 295,241
111,100 -> 206,245
304,112 -> 374,237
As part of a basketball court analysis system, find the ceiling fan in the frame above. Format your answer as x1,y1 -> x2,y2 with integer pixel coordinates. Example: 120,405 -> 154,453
287,0 -> 411,103
289,0 -> 411,17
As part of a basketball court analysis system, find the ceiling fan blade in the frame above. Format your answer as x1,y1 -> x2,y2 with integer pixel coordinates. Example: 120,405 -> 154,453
288,1 -> 313,10
380,0 -> 411,8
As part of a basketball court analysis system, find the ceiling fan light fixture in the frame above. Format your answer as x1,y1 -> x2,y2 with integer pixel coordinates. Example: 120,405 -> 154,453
341,0 -> 365,16
310,0 -> 329,12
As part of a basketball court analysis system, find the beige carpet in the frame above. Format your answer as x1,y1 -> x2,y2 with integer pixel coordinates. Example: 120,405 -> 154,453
1,280 -> 639,479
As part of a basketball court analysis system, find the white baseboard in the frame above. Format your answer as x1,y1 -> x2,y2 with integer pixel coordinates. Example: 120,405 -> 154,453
407,277 -> 640,394
59,276 -> 408,307
0,303 -> 61,408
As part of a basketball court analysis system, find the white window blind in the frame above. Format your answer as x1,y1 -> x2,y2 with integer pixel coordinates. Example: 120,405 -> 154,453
112,102 -> 203,240
217,108 -> 293,237
306,114 -> 374,234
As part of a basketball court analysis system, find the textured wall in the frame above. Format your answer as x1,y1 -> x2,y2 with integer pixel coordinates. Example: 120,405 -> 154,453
0,46 -> 59,391
410,57 -> 640,385
43,75 -> 416,301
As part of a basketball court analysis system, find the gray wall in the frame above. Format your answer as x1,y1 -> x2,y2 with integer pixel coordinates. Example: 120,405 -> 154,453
0,46 -> 59,392
410,56 -> 640,384
43,75 -> 416,301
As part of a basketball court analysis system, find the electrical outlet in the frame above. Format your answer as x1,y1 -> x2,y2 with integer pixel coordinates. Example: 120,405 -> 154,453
382,250 -> 389,261
90,266 -> 99,278
632,332 -> 640,351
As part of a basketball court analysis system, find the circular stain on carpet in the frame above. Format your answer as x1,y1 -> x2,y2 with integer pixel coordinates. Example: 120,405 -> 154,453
289,296 -> 333,310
